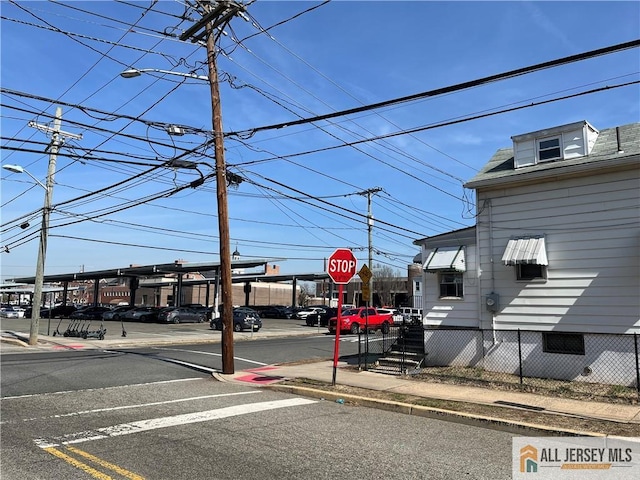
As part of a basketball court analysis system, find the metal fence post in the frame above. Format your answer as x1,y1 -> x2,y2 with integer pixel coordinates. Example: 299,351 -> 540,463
357,328 -> 362,370
402,325 -> 406,374
635,333 -> 639,398
517,329 -> 523,385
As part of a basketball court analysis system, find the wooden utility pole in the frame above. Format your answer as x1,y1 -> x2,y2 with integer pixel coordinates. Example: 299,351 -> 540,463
183,1 -> 245,374
27,108 -> 82,345
358,187 -> 382,304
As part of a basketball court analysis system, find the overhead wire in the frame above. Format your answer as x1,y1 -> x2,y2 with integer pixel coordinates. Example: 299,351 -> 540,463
226,39 -> 640,138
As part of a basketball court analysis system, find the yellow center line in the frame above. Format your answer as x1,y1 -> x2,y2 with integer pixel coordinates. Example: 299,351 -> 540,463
44,447 -> 113,480
43,446 -> 145,480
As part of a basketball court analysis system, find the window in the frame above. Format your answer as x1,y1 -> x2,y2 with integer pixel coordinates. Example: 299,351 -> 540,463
414,281 -> 420,292
538,137 -> 561,161
439,272 -> 463,298
543,333 -> 585,355
517,264 -> 546,281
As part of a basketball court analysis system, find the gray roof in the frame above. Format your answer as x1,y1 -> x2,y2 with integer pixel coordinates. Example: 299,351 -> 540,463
413,226 -> 476,248
464,122 -> 640,189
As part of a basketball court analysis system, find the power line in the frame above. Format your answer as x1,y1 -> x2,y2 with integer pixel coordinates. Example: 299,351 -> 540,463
226,39 -> 640,138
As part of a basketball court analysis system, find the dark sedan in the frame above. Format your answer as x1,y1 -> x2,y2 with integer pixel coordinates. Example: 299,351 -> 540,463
261,306 -> 293,319
25,305 -> 78,318
69,306 -> 111,320
210,308 -> 262,332
305,307 -> 339,327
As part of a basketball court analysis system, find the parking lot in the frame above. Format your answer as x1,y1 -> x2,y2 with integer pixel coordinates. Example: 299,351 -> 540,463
0,314 -> 325,341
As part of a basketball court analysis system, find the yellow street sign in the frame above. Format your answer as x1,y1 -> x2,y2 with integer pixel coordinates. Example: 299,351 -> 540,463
361,283 -> 371,302
358,264 -> 372,284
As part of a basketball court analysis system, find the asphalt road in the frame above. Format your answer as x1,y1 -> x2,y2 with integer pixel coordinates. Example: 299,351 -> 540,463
1,318 -> 517,479
1,376 -> 515,479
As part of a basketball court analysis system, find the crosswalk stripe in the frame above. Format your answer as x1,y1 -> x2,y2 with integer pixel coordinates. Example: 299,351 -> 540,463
34,398 -> 316,448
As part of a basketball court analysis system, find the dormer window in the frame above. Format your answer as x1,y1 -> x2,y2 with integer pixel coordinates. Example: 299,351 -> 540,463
512,121 -> 599,169
538,137 -> 561,162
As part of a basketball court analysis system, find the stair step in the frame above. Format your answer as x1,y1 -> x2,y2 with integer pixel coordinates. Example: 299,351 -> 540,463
368,365 -> 404,374
377,358 -> 422,368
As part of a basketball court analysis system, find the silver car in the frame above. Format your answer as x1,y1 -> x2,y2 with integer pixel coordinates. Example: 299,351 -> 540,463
0,307 -> 19,319
158,307 -> 205,324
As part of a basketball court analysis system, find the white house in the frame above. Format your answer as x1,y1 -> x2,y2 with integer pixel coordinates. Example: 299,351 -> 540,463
415,120 -> 640,386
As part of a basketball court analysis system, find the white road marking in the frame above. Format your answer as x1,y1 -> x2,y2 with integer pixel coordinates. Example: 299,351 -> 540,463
152,347 -> 268,366
2,391 -> 262,425
34,398 -> 317,448
2,378 -> 203,400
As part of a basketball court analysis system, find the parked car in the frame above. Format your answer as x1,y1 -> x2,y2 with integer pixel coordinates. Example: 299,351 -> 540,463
45,305 -> 78,318
328,307 -> 393,335
305,307 -> 339,327
261,306 -> 293,319
377,308 -> 406,325
181,304 -> 214,320
158,307 -> 206,324
24,305 -> 76,318
102,305 -> 134,320
0,307 -> 20,318
295,307 -> 325,321
399,307 -> 423,325
210,308 -> 262,332
69,306 -> 111,320
122,306 -> 159,323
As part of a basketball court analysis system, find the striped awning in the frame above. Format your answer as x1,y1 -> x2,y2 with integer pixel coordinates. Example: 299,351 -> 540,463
423,246 -> 466,272
502,236 -> 548,266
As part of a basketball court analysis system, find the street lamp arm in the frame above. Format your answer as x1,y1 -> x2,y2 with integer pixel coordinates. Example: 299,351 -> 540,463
2,164 -> 49,191
120,68 -> 209,82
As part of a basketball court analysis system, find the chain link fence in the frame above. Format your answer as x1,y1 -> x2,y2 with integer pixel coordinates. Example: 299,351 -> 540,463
358,326 -> 640,403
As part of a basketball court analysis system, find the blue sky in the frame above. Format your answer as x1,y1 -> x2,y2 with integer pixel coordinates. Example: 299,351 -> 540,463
1,1 -> 639,282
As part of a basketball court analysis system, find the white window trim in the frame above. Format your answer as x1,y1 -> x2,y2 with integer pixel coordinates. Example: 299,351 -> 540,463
537,135 -> 562,163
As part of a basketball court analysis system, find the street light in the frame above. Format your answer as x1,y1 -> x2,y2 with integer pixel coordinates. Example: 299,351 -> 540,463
120,68 -> 209,82
2,164 -> 51,346
3,164 -> 48,190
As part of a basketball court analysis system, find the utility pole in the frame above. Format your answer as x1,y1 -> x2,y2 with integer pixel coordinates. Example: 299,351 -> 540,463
182,1 -> 245,374
28,107 -> 82,345
357,187 -> 382,305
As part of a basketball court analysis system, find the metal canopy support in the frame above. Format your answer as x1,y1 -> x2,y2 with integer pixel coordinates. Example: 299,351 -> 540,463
291,277 -> 297,307
92,280 -> 99,307
177,274 -> 184,306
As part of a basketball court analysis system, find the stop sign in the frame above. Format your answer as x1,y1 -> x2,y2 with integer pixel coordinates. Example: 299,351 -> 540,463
327,248 -> 358,284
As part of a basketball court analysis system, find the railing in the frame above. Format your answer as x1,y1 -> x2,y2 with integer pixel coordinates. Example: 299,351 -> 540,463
356,324 -> 405,371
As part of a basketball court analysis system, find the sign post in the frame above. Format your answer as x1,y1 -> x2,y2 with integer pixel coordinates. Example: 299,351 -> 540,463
358,264 -> 373,370
327,248 -> 358,386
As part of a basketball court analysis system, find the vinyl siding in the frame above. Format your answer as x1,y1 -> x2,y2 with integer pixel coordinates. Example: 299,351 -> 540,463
423,245 -> 479,328
476,167 -> 639,334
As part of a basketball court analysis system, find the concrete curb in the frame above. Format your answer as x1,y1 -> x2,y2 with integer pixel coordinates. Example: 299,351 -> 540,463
212,371 -> 605,437
265,384 -> 605,437
0,336 -> 29,347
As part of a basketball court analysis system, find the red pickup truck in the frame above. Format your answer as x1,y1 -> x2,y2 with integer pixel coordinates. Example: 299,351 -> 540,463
328,307 -> 393,335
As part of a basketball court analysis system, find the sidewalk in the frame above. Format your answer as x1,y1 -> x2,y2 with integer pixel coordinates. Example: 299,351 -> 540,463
3,328 -> 640,436
223,360 -> 640,434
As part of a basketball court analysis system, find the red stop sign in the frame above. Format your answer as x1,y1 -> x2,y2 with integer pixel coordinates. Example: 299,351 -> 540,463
327,248 -> 358,284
